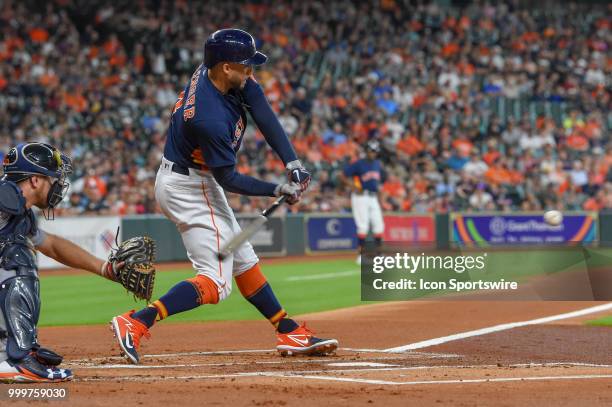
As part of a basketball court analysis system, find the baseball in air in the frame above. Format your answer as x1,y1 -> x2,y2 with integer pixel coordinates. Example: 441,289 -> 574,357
544,210 -> 563,226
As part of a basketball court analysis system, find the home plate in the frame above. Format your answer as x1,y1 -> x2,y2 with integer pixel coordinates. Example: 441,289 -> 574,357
327,362 -> 400,367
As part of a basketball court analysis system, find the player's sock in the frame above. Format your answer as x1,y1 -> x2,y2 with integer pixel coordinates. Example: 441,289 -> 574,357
358,236 -> 365,252
374,235 -> 383,254
235,263 -> 287,328
132,305 -> 159,327
277,318 -> 299,334
132,276 -> 219,328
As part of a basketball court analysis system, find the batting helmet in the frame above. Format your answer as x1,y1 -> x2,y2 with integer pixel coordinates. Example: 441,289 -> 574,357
204,28 -> 268,69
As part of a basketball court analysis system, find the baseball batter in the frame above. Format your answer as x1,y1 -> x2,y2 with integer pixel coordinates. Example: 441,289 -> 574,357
0,143 -> 137,382
110,28 -> 338,364
343,140 -> 386,264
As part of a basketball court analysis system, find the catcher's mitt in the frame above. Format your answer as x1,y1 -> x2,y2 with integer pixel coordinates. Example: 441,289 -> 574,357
104,236 -> 156,302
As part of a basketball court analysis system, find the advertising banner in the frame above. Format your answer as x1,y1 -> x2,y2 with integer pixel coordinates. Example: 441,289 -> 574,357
451,213 -> 597,246
306,215 -> 357,252
38,216 -> 122,269
383,215 -> 436,243
235,215 -> 285,256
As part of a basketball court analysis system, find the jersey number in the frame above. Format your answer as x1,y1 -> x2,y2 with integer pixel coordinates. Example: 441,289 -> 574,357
172,90 -> 185,116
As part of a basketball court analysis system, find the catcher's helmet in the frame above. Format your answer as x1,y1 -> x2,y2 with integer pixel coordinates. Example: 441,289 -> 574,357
2,143 -> 72,183
204,28 -> 267,69
2,142 -> 73,217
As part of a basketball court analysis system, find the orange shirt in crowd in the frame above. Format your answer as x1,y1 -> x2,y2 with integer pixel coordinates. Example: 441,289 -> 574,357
483,150 -> 501,166
382,179 -> 406,198
237,162 -> 251,175
397,135 -> 424,156
485,166 -> 512,185
63,92 -> 88,112
133,54 -> 145,72
29,28 -> 49,43
452,138 -> 473,157
583,197 -> 601,211
39,71 -> 59,87
85,176 -> 107,196
566,132 -> 589,151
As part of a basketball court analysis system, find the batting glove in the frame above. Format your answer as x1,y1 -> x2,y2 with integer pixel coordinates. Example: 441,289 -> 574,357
274,182 -> 302,205
286,160 -> 311,192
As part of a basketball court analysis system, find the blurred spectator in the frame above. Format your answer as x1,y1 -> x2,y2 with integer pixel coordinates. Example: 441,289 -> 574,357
0,0 -> 610,216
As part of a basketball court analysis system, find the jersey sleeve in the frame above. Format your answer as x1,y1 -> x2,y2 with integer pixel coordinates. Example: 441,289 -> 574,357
31,227 -> 47,248
241,77 -> 298,165
189,119 -> 237,168
343,161 -> 358,177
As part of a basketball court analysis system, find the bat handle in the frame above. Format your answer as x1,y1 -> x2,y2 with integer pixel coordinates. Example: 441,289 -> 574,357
262,195 -> 287,218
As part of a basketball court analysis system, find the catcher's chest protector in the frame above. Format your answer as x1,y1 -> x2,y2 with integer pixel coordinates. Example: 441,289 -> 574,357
0,182 -> 38,273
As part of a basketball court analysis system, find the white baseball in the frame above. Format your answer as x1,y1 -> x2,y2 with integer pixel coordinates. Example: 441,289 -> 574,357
544,210 -> 563,226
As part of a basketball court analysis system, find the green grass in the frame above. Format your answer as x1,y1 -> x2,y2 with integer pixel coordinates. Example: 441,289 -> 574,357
39,258 -> 363,326
586,316 -> 612,326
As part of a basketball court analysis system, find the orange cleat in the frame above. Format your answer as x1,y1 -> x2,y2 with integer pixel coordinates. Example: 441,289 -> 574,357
110,310 -> 151,364
276,323 -> 338,357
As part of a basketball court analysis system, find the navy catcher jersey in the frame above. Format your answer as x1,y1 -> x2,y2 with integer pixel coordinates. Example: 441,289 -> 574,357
163,65 -> 248,169
343,159 -> 386,193
0,181 -> 45,247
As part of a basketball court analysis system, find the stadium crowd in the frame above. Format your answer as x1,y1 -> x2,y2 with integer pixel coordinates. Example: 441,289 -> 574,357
0,0 -> 610,215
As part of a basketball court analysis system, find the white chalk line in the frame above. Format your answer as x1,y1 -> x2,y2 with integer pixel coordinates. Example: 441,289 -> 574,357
268,374 -> 612,386
69,355 -> 406,369
385,302 -> 612,352
77,362 -> 612,377
285,270 -> 359,282
68,349 -> 456,364
78,362 -> 612,385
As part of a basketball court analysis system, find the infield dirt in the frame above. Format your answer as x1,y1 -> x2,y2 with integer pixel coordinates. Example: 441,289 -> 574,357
5,300 -> 609,406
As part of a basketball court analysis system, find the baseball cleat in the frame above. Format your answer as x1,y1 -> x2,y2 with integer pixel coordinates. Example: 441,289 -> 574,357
110,310 -> 151,364
276,323 -> 338,357
0,355 -> 73,383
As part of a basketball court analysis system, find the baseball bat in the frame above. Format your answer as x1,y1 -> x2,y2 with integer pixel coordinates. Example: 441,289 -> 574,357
218,195 -> 287,260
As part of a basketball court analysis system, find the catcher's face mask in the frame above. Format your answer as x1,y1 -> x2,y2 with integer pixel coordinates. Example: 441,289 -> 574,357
43,150 -> 72,220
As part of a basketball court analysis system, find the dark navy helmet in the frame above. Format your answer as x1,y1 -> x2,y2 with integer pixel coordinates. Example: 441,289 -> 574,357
2,142 -> 73,217
2,142 -> 71,183
204,28 -> 267,69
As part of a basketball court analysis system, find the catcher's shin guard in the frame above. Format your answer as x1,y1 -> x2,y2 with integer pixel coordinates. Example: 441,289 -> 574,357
0,276 -> 41,361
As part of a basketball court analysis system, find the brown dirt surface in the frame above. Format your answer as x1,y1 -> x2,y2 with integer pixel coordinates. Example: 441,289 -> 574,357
4,301 -> 612,406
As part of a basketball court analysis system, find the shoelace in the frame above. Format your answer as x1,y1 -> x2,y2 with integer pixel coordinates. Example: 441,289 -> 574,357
130,320 -> 151,348
298,322 -> 315,337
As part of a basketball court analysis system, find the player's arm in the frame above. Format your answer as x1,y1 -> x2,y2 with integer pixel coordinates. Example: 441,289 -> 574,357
242,78 -> 311,191
192,119 -> 300,200
242,78 -> 298,165
36,232 -> 107,277
340,162 -> 359,192
211,165 -> 276,196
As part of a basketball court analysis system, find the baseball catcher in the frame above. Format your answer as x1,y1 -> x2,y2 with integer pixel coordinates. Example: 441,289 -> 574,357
0,142 -> 155,383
